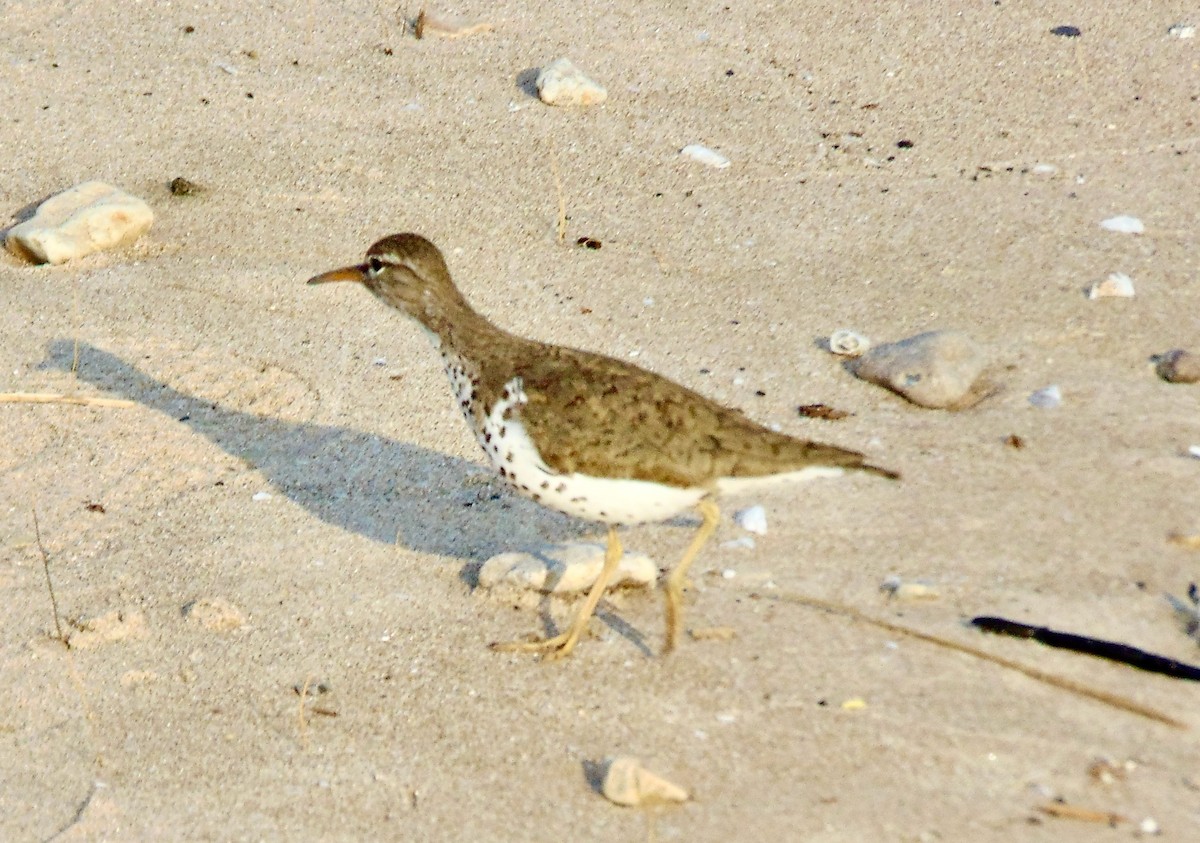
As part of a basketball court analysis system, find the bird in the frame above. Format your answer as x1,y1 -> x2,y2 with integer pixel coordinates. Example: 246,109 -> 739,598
307,233 -> 898,659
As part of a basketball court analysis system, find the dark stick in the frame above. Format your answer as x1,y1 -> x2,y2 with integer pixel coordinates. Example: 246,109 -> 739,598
971,616 -> 1200,682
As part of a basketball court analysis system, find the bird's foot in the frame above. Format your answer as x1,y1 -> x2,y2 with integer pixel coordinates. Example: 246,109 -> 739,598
490,629 -> 580,661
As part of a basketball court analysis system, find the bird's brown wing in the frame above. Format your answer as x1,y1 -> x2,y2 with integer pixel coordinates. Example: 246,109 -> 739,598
508,343 -> 895,488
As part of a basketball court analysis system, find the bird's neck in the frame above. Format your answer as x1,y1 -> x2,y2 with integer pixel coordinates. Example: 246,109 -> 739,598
412,285 -> 512,360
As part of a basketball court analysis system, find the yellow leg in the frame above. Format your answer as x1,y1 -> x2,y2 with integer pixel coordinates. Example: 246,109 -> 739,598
663,499 -> 720,654
492,526 -> 623,661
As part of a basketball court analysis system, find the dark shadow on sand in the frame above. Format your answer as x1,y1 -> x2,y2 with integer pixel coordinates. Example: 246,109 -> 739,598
42,341 -> 587,564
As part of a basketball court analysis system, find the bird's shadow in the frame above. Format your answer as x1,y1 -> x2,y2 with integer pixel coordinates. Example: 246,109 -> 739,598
41,341 -> 587,567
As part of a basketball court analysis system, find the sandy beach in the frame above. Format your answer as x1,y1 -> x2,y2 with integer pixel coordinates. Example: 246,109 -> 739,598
2,2 -> 1199,839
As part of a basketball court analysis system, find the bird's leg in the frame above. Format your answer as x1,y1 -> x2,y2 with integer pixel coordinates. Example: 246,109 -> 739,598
492,526 -> 624,661
663,499 -> 720,654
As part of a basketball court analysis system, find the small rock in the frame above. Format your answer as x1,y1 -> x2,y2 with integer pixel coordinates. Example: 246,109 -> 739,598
720,536 -> 756,550
1030,163 -> 1059,176
601,757 -> 689,807
1028,385 -> 1062,409
841,697 -> 868,710
1188,445 -> 1200,459
880,575 -> 940,601
1099,215 -> 1144,234
252,491 -> 272,501
1050,25 -> 1082,37
414,5 -> 493,39
182,597 -> 246,632
1087,272 -> 1135,299
1155,349 -> 1200,384
67,609 -> 147,649
849,330 -> 994,410
1168,23 -> 1196,39
168,176 -> 201,196
828,329 -> 871,357
536,58 -> 607,107
7,181 -> 154,265
478,542 -> 655,594
1140,817 -> 1161,835
680,144 -> 731,169
734,505 -> 767,535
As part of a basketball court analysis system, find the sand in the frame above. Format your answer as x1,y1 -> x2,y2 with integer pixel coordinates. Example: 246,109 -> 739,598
2,2 -> 1199,840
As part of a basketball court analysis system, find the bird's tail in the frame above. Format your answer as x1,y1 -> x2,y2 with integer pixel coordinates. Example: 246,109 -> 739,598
858,462 -> 901,481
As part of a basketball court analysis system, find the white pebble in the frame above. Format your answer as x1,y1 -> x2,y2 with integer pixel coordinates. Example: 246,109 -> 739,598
1030,163 -> 1059,176
1188,445 -> 1200,459
680,144 -> 731,169
252,491 -> 272,501
1099,215 -> 1144,234
720,536 -> 756,550
880,576 -> 941,601
6,181 -> 154,265
535,58 -> 607,107
828,329 -> 871,357
721,568 -> 737,580
1028,385 -> 1062,409
601,757 -> 688,807
1140,817 -> 1161,835
477,542 -> 655,594
1168,23 -> 1196,38
734,505 -> 768,535
1087,272 -> 1135,299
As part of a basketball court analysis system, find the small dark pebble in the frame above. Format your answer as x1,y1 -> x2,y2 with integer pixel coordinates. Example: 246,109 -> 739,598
575,236 -> 602,250
169,176 -> 201,196
84,501 -> 106,513
1005,433 -> 1024,449
1050,25 -> 1082,37
183,25 -> 195,34
1155,348 -> 1200,384
896,139 -> 914,149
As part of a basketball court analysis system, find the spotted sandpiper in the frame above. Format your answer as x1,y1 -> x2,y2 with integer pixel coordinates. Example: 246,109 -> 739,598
308,233 -> 898,659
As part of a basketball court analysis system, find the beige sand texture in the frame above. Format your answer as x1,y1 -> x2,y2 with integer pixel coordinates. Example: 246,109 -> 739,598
2,2 -> 1199,840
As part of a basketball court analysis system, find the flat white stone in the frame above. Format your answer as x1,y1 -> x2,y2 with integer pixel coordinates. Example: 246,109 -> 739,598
7,181 -> 154,264
601,757 -> 689,807
1099,215 -> 1144,234
734,504 -> 768,535
478,542 -> 655,594
1087,272 -> 1135,299
536,58 -> 607,107
1028,384 -> 1062,409
680,144 -> 730,169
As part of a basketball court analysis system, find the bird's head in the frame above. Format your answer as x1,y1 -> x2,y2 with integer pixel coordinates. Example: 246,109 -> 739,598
307,233 -> 458,322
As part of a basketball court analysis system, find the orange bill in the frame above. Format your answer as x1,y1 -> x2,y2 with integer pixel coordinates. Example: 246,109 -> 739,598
307,264 -> 368,285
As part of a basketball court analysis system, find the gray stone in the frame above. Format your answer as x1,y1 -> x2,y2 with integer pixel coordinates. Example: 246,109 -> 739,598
850,330 -> 994,410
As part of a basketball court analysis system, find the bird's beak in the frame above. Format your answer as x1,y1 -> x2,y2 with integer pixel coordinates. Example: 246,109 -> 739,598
306,264 -> 369,285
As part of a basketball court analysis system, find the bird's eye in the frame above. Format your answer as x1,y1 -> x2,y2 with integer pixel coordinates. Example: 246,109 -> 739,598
368,257 -> 384,274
